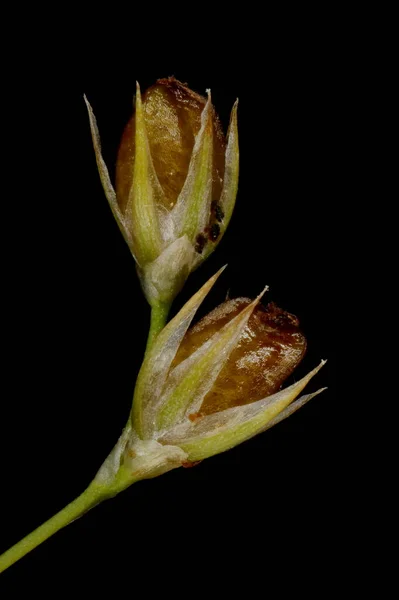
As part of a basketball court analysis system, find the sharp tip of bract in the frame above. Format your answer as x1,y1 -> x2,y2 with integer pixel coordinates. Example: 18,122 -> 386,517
203,90 -> 213,117
84,95 -> 95,125
237,286 -> 268,319
254,285 -> 269,304
229,100 -> 239,122
310,387 -> 328,400
135,82 -> 142,107
227,102 -> 239,140
207,264 -> 227,287
310,360 -> 327,378
212,263 -> 227,277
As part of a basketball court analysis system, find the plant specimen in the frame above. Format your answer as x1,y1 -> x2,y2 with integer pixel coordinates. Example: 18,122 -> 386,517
0,78 -> 325,573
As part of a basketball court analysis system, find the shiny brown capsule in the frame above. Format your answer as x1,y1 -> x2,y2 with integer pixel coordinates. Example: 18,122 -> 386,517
172,298 -> 307,416
116,77 -> 226,214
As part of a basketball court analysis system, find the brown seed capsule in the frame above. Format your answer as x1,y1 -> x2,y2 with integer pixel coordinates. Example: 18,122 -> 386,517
173,299 -> 307,416
116,77 -> 226,214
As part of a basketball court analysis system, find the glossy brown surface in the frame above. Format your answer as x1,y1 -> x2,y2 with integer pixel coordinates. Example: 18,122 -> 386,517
116,77 -> 226,213
172,299 -> 307,416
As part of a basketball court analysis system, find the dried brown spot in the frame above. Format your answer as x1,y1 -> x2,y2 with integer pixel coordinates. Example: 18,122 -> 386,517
211,200 -> 225,222
195,233 -> 207,254
209,223 -> 220,242
182,460 -> 202,469
188,412 -> 201,422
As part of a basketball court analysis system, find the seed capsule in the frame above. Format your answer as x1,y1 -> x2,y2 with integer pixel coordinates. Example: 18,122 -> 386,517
116,77 -> 226,214
173,298 -> 307,415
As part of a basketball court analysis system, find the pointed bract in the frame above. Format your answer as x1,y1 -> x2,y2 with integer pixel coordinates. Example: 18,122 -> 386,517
259,387 -> 327,433
219,100 -> 239,233
124,83 -> 165,266
132,266 -> 226,438
84,96 -> 135,256
171,93 -> 214,243
156,287 -> 268,432
160,361 -> 326,461
201,99 -> 239,262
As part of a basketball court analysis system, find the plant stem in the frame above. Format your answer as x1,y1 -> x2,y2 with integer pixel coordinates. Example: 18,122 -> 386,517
145,302 -> 171,353
0,306 -> 171,574
0,481 -> 107,573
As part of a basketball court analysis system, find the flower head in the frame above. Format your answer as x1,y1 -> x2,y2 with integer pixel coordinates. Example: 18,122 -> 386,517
96,269 -> 326,484
85,78 -> 238,307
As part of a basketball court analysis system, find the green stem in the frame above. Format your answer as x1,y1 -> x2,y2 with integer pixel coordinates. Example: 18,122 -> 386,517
145,302 -> 170,354
0,306 -> 171,574
0,481 -> 107,573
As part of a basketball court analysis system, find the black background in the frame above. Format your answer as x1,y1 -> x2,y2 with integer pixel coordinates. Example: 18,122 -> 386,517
1,23 -> 338,592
